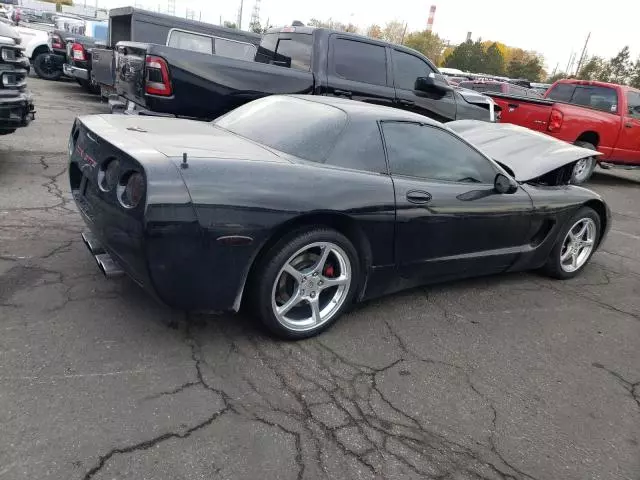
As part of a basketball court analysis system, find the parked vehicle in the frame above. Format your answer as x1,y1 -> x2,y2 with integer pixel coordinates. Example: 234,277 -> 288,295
113,26 -> 499,123
0,21 -> 35,135
91,7 -> 261,99
459,79 -> 542,98
487,79 -> 640,183
69,95 -> 609,339
29,16 -> 86,80
62,20 -> 108,93
531,82 -> 551,95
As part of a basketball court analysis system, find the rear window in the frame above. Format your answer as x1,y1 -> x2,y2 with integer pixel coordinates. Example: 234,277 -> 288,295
459,82 -> 502,93
214,37 -> 256,61
546,83 -> 575,102
167,30 -> 213,54
255,33 -> 312,71
214,96 -> 347,163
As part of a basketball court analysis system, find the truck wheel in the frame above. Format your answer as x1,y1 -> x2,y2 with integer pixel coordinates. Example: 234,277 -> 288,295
571,141 -> 597,185
32,53 -> 61,81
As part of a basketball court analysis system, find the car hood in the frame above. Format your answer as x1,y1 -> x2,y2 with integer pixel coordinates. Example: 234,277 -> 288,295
78,115 -> 287,163
448,120 -> 602,182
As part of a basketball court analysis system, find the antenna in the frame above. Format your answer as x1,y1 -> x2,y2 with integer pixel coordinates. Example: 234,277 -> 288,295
249,0 -> 261,30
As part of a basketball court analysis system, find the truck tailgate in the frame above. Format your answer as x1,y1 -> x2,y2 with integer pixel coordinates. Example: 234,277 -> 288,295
91,48 -> 115,88
488,93 -> 554,132
115,43 -> 148,109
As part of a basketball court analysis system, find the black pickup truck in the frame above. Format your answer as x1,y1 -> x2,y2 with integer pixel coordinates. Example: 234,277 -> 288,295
114,26 -> 498,122
0,21 -> 35,134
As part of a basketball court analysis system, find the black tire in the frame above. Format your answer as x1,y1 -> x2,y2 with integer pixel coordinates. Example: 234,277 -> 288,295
78,79 -> 100,95
542,206 -> 601,279
571,141 -> 597,185
249,227 -> 361,340
32,53 -> 62,81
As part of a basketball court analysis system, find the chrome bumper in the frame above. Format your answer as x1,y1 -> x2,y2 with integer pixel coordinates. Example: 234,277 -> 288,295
63,63 -> 89,81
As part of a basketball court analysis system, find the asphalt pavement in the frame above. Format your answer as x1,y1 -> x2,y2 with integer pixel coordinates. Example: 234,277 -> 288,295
1,77 -> 639,480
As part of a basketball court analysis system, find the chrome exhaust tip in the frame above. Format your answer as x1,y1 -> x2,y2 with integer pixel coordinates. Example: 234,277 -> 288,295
95,253 -> 124,278
82,232 -> 105,255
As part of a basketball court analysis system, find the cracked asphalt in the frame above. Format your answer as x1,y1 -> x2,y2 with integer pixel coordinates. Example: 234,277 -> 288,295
1,77 -> 639,480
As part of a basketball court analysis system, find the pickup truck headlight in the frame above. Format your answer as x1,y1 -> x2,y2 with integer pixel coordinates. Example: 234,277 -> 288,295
1,48 -> 17,62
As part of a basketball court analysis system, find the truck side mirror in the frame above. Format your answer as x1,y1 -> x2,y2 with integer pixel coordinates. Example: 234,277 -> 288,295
415,73 -> 452,93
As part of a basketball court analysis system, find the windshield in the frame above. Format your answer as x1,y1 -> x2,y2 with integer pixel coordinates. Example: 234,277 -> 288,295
214,96 -> 347,163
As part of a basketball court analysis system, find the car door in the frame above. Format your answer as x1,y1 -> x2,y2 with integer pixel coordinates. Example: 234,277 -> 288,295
391,49 -> 457,122
381,121 -> 534,283
613,90 -> 640,164
325,35 -> 396,109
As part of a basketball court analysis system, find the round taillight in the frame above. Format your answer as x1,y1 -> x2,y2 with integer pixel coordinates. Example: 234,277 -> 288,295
98,158 -> 120,192
117,171 -> 145,209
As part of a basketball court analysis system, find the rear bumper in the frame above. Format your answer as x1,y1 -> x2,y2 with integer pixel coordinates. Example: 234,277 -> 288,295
63,63 -> 89,81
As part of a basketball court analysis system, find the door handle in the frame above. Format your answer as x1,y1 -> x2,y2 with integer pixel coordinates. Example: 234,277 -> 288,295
508,103 -> 519,109
398,99 -> 415,106
406,190 -> 432,204
625,122 -> 634,128
334,89 -> 352,97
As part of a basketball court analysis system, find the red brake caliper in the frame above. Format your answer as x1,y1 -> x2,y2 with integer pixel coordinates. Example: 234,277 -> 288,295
323,264 -> 335,278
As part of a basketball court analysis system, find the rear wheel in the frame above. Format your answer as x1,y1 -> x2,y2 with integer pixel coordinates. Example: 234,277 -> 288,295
250,227 -> 360,339
571,141 -> 597,185
32,53 -> 61,81
542,206 -> 600,279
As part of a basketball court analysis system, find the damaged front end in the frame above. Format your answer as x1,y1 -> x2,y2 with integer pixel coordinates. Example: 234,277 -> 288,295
448,120 -> 601,186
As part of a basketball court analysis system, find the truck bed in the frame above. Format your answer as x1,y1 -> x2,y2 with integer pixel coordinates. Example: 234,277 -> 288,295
116,42 -> 315,119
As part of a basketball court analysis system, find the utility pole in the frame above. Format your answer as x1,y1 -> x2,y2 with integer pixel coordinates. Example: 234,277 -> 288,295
249,0 -> 261,30
236,0 -> 244,29
575,32 -> 591,75
401,22 -> 408,44
551,62 -> 559,77
565,51 -> 574,75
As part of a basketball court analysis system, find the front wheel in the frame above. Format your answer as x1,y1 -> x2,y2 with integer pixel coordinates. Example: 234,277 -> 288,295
250,227 -> 360,339
32,53 -> 62,81
542,206 -> 601,279
571,141 -> 597,185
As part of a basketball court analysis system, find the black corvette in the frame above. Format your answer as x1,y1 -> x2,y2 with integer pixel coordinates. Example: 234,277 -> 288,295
69,95 -> 611,338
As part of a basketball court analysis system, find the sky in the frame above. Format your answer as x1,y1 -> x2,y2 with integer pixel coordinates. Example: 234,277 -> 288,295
97,0 -> 638,75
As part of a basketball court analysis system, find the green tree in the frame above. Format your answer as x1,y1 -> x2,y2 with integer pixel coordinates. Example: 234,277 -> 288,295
403,30 -> 446,65
483,42 -> 505,75
630,58 -> 640,89
443,40 -> 474,71
608,46 -> 631,84
577,56 -> 607,81
507,55 -> 544,81
249,20 -> 264,33
547,72 -> 567,83
383,20 -> 406,44
366,24 -> 383,39
223,21 -> 237,29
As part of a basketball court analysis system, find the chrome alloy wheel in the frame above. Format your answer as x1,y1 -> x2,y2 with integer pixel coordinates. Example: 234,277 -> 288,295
560,218 -> 597,273
271,242 -> 352,332
572,157 -> 595,184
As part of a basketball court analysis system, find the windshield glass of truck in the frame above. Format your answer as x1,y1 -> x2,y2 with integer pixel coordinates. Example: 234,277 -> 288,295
255,33 -> 312,71
214,96 -> 347,162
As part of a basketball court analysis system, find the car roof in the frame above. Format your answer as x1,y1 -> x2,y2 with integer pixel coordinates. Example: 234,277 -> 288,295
285,94 -> 444,126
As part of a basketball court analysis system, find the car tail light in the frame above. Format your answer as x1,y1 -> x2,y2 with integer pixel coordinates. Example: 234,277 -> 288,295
50,34 -> 63,50
548,109 -> 564,132
72,43 -> 86,61
145,55 -> 172,96
117,171 -> 145,209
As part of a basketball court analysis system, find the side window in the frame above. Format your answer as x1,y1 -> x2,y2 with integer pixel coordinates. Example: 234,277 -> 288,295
273,36 -> 313,71
546,83 -> 575,102
627,91 -> 640,119
326,121 -> 386,173
382,122 -> 496,184
213,37 -> 257,61
571,86 -> 618,113
167,30 -> 213,54
332,38 -> 386,86
393,50 -> 435,91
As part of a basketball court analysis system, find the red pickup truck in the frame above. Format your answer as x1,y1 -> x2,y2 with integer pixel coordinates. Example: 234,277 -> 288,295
487,79 -> 640,183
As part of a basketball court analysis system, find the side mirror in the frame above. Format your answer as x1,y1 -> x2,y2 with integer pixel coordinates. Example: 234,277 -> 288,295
415,73 -> 452,93
494,173 -> 518,194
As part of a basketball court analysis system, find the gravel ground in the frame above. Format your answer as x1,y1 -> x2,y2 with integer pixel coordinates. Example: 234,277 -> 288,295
1,77 -> 639,480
